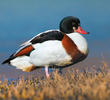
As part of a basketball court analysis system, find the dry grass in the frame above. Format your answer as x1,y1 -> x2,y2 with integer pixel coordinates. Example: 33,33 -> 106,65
0,63 -> 110,100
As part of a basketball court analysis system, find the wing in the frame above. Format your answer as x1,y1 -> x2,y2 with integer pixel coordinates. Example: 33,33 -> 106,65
14,45 -> 34,57
2,30 -> 64,64
20,30 -> 64,46
2,45 -> 34,64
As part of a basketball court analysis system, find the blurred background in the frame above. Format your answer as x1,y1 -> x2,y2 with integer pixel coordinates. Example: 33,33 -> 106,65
0,0 -> 110,79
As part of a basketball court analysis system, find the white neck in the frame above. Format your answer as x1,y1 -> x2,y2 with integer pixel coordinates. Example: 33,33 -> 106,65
67,32 -> 88,55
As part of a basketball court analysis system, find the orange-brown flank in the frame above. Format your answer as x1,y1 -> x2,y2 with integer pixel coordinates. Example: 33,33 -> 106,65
15,45 -> 34,57
61,34 -> 81,60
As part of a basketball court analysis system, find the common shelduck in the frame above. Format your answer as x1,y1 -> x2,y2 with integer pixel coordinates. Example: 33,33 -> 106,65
2,16 -> 89,78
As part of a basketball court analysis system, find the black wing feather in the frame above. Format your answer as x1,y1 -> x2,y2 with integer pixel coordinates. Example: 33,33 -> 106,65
30,30 -> 64,44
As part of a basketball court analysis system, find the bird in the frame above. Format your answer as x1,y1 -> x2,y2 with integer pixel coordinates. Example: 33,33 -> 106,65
2,16 -> 89,78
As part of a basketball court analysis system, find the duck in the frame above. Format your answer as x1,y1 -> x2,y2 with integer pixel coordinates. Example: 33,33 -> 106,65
2,16 -> 89,78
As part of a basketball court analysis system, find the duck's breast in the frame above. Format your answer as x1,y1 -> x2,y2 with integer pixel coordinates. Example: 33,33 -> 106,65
67,32 -> 88,55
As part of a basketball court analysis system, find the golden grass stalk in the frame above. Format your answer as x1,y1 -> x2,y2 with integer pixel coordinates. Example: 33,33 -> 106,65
0,63 -> 110,100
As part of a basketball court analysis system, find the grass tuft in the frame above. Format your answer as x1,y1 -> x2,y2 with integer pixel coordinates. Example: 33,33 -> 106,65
0,63 -> 110,100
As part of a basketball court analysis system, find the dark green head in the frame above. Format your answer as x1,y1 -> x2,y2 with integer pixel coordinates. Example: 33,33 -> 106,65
60,16 -> 88,34
60,16 -> 80,33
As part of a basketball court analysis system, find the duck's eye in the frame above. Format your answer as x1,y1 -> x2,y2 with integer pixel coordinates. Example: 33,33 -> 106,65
73,25 -> 78,29
73,27 -> 76,30
73,26 -> 78,30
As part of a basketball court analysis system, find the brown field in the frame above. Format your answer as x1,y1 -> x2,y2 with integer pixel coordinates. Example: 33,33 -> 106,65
0,62 -> 110,100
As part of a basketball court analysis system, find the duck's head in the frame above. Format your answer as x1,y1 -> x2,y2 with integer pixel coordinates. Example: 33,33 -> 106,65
60,16 -> 88,34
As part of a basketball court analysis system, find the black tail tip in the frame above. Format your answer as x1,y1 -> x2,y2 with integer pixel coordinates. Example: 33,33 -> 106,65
2,60 -> 8,64
2,54 -> 15,64
1,58 -> 11,64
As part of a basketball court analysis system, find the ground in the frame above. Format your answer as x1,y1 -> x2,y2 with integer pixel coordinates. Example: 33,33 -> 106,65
0,61 -> 110,100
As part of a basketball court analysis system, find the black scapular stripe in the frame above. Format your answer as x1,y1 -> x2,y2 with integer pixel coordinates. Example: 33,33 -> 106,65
30,30 -> 64,44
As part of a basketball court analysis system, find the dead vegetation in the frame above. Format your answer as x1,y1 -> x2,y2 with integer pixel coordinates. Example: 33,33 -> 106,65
0,62 -> 110,100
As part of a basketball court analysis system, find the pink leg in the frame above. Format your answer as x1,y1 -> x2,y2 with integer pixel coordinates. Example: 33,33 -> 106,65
45,66 -> 50,78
